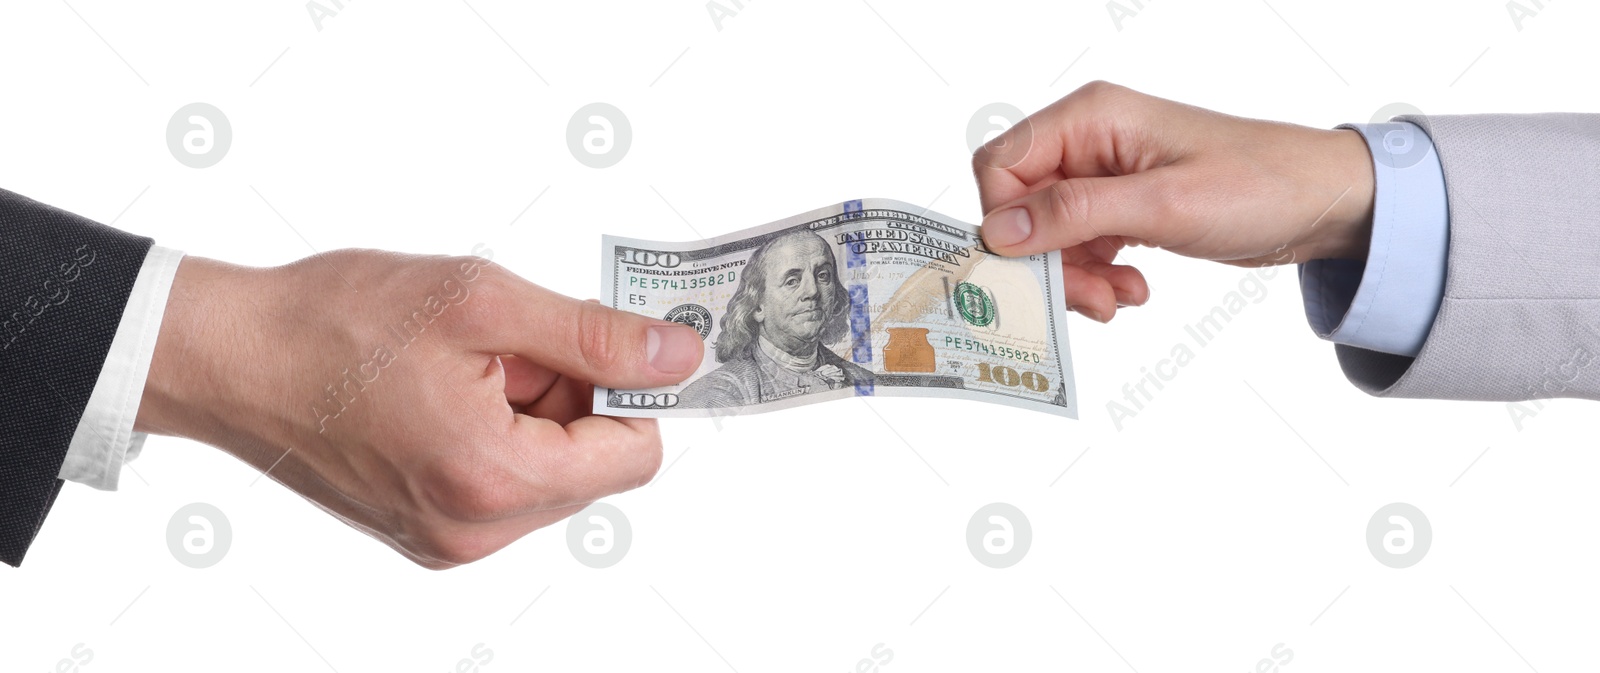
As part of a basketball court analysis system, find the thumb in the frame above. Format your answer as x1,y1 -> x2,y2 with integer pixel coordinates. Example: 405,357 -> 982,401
467,273 -> 705,390
979,172 -> 1169,257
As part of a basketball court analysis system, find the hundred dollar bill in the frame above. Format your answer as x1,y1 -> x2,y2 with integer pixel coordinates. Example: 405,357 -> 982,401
596,198 -> 1077,418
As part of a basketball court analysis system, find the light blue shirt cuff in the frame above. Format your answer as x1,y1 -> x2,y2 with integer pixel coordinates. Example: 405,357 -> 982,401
1299,121 -> 1449,357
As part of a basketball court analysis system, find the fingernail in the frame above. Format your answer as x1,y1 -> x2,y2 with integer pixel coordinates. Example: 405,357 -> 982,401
1114,291 -> 1147,308
647,324 -> 701,374
982,208 -> 1032,248
1071,305 -> 1108,323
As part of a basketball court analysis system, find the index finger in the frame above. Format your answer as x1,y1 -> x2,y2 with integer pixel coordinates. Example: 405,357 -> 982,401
971,82 -> 1156,214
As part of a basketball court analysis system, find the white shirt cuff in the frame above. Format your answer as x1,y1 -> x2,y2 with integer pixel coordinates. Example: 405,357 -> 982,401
57,245 -> 185,491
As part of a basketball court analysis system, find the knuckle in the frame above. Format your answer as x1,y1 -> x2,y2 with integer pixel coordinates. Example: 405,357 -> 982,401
1150,170 -> 1202,225
1149,172 -> 1184,213
1079,79 -> 1116,95
630,433 -> 666,489
971,145 -> 998,177
972,125 -> 1023,170
1047,180 -> 1096,230
1071,81 -> 1142,121
573,301 -> 623,374
435,259 -> 506,337
1076,80 -> 1125,103
411,557 -> 453,571
423,461 -> 522,524
416,527 -> 500,567
448,254 -> 500,297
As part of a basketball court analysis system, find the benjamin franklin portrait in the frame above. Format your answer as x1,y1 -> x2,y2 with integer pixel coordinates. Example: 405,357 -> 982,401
678,229 -> 874,407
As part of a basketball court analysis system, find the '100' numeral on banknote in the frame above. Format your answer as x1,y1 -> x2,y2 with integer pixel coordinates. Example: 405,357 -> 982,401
595,198 -> 1078,418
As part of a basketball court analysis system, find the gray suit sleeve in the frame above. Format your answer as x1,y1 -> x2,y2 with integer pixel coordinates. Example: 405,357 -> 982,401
1335,113 -> 1600,401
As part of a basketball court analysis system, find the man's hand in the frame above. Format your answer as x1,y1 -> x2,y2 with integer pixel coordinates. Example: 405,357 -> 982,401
974,81 -> 1377,322
134,250 -> 704,569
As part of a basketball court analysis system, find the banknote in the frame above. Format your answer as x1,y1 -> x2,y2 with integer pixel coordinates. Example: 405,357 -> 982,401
595,198 -> 1077,418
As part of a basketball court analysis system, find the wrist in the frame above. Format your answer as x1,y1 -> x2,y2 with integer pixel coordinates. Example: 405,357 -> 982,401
135,256 -> 279,449
1308,128 -> 1377,261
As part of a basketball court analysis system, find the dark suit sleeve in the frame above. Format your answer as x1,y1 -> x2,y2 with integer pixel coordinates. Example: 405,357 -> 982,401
0,187 -> 153,567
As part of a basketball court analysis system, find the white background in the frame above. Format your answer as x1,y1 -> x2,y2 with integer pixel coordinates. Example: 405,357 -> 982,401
2,1 -> 1596,671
